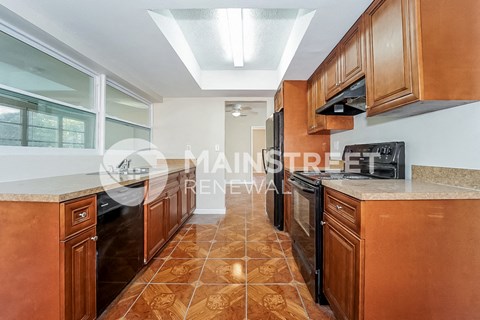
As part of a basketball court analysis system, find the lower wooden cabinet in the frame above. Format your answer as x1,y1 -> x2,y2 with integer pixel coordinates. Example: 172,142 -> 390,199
187,169 -> 196,214
180,173 -> 189,224
166,185 -> 181,238
61,227 -> 97,320
144,195 -> 167,262
323,213 -> 363,320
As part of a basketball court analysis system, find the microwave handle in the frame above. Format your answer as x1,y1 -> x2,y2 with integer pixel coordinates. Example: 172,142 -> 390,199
288,178 -> 315,194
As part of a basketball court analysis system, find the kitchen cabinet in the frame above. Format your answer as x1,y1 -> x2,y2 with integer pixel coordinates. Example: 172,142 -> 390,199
144,195 -> 167,262
166,184 -> 181,238
307,68 -> 354,134
323,213 -> 362,320
282,80 -> 330,168
179,172 -> 189,224
187,169 -> 197,214
340,17 -> 365,88
324,49 -> 342,100
323,187 -> 480,320
61,227 -> 97,320
364,0 -> 480,116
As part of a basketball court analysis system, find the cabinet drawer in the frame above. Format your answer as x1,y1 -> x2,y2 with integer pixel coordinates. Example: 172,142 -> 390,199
324,188 -> 361,236
60,195 -> 96,240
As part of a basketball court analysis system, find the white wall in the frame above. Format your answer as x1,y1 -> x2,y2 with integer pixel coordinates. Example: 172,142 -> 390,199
0,153 -> 103,182
330,102 -> 480,178
225,104 -> 267,183
152,97 -> 273,213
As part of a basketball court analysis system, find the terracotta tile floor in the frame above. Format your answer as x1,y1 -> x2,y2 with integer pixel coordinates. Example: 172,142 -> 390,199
99,182 -> 335,320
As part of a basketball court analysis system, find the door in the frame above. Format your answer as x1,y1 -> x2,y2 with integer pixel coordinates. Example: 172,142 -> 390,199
365,0 -> 420,114
63,227 -> 96,320
323,213 -> 362,320
324,49 -> 341,100
145,196 -> 167,262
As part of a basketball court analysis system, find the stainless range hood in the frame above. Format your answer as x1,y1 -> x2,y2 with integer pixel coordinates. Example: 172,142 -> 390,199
316,78 -> 366,116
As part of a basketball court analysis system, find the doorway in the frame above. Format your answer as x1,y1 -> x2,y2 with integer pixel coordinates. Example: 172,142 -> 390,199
251,126 -> 266,184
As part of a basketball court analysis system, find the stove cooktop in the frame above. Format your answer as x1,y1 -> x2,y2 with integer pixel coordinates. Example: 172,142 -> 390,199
293,171 -> 374,186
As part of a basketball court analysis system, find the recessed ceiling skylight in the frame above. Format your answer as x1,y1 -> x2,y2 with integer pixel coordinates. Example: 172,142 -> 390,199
148,8 -> 315,90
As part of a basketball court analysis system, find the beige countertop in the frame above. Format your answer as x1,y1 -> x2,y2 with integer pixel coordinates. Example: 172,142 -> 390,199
0,163 -> 193,203
321,179 -> 480,200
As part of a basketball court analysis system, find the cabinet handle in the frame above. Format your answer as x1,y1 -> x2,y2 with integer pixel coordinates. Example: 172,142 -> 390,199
335,205 -> 343,210
320,221 -> 327,226
79,212 -> 87,218
90,236 -> 98,242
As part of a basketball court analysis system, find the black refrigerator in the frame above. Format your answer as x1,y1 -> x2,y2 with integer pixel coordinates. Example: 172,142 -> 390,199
263,110 -> 284,230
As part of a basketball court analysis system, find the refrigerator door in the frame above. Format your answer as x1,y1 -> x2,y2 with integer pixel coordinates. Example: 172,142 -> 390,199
265,112 -> 284,230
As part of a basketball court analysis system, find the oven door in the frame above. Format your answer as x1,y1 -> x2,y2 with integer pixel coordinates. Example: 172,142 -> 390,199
289,178 -> 325,303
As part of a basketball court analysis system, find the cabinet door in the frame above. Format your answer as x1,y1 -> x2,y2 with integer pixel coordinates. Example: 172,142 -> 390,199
323,213 -> 363,320
324,49 -> 342,100
166,187 -> 180,238
365,0 -> 420,115
180,175 -> 189,224
63,227 -> 96,320
145,196 -> 167,262
187,173 -> 196,214
341,18 -> 365,88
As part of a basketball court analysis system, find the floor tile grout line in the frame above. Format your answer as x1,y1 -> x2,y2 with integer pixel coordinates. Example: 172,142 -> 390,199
182,221 -> 219,320
277,233 -> 311,320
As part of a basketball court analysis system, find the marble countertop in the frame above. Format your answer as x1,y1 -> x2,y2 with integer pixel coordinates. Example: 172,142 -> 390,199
0,163 -> 193,203
321,179 -> 480,200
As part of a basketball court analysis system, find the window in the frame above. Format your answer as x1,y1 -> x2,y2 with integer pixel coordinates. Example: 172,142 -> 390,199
0,89 -> 95,148
105,118 -> 150,150
0,31 -> 95,109
105,84 -> 151,150
106,85 -> 150,126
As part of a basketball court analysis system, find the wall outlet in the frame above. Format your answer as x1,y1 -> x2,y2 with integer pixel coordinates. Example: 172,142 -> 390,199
215,144 -> 220,152
186,144 -> 191,151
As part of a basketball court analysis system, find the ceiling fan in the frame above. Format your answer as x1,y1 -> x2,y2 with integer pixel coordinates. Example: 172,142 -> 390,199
225,103 -> 258,117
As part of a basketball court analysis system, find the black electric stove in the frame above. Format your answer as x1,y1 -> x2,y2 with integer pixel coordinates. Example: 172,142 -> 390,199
288,142 -> 405,304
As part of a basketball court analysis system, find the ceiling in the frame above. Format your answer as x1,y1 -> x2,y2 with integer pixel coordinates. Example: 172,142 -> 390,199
0,0 -> 372,101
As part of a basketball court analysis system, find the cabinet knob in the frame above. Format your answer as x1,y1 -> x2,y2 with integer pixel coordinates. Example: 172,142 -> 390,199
320,221 -> 327,226
90,236 -> 98,242
79,212 -> 87,218
335,205 -> 343,210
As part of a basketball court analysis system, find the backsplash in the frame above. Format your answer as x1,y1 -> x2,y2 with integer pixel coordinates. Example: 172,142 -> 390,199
412,165 -> 480,190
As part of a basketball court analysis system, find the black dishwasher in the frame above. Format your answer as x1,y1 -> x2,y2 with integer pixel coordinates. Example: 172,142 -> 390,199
96,182 -> 145,316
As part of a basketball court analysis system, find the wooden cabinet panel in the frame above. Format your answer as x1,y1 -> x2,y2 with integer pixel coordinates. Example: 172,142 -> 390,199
60,195 -> 96,240
166,186 -> 180,238
341,18 -> 365,88
324,49 -> 341,100
179,173 -> 189,224
187,170 -> 196,214
323,213 -> 363,320
144,196 -> 167,262
62,227 -> 96,320
307,78 -> 317,132
365,0 -> 420,114
324,188 -> 362,236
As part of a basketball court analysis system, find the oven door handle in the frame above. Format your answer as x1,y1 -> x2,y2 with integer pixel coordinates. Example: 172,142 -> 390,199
288,178 -> 316,194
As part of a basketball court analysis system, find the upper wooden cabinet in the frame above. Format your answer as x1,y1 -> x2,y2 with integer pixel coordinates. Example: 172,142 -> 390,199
307,68 -> 354,134
324,49 -> 342,100
364,0 -> 480,116
324,17 -> 366,101
340,17 -> 366,89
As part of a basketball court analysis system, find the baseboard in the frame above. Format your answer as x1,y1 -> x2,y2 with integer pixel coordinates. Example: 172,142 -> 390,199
193,208 -> 226,214
225,180 -> 253,185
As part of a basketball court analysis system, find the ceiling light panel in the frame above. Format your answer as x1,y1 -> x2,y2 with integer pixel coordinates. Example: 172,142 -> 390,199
169,9 -> 299,70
